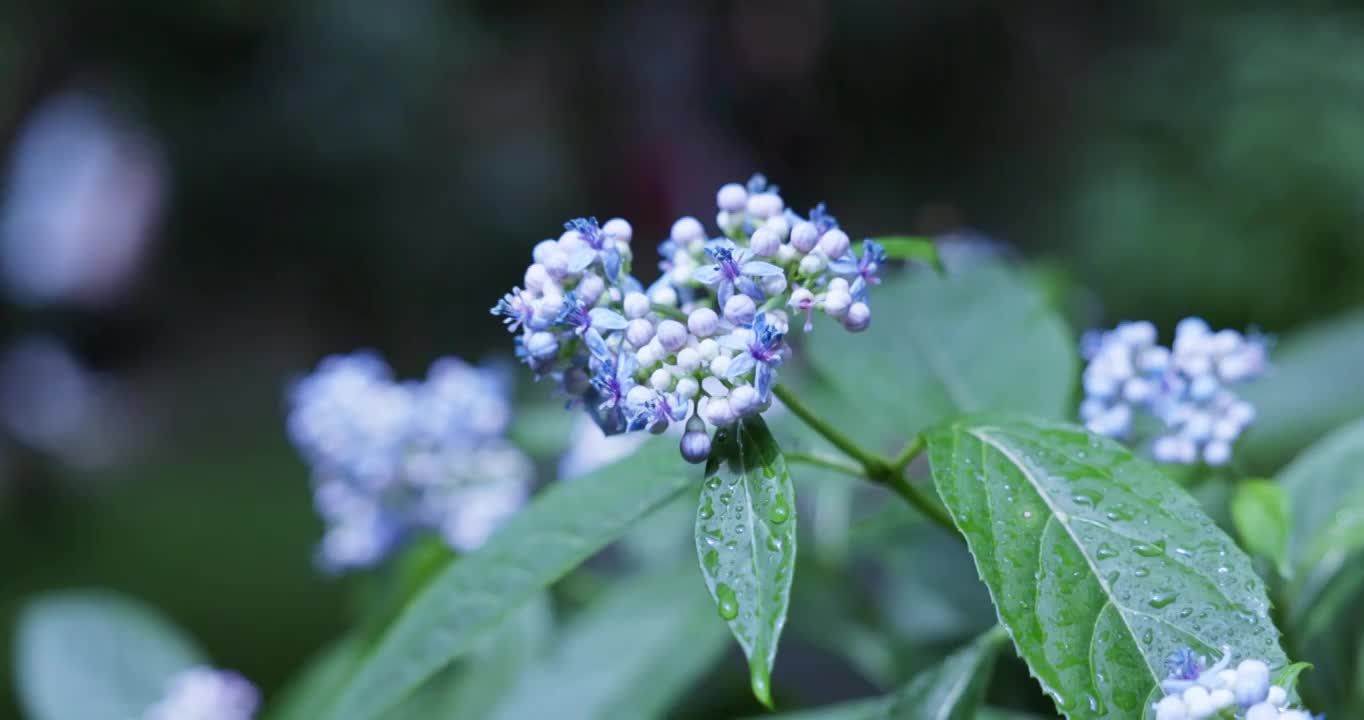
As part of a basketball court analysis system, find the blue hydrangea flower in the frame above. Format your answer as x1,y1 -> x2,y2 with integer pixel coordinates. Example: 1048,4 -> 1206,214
564,217 -> 624,283
722,311 -> 787,400
807,202 -> 839,234
586,352 -> 638,435
491,287 -> 536,333
830,238 -> 886,302
691,239 -> 783,308
557,291 -> 627,361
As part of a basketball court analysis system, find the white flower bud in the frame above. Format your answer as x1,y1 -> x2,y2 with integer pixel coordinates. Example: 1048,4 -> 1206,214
817,228 -> 850,259
746,192 -> 784,220
823,288 -> 852,318
671,216 -> 706,244
576,273 -> 605,305
676,376 -> 699,399
622,292 -> 650,319
656,320 -> 689,352
1216,669 -> 1240,689
799,253 -> 827,276
558,229 -> 588,253
709,354 -> 731,377
790,221 -> 819,252
1181,686 -> 1213,718
844,302 -> 871,332
1202,440 -> 1232,466
1233,660 -> 1270,707
636,344 -> 660,369
1154,695 -> 1188,720
724,295 -> 757,326
526,332 -> 558,359
1208,688 -> 1234,710
1117,321 -> 1158,347
626,318 -> 655,348
1267,685 -> 1287,707
1138,346 -> 1172,373
1189,374 -> 1219,401
789,286 -> 815,310
750,226 -> 781,257
532,293 -> 565,327
729,384 -> 759,416
764,214 -> 790,239
828,277 -> 850,294
776,243 -> 798,264
626,385 -> 655,409
681,429 -> 712,464
1123,377 -> 1156,404
676,347 -> 701,373
1280,711 -> 1311,720
1245,703 -> 1279,720
716,211 -> 739,232
1086,403 -> 1132,437
525,263 -> 552,292
602,217 -> 632,245
688,307 -> 720,337
1183,412 -> 1213,441
762,272 -> 787,296
1227,401 -> 1256,426
649,283 -> 679,307
717,183 -> 748,213
702,396 -> 736,426
1211,329 -> 1241,355
649,368 -> 672,391
532,239 -> 558,264
697,338 -> 720,361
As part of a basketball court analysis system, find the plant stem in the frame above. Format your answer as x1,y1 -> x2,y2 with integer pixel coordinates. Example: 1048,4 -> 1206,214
773,383 -> 956,533
650,303 -> 688,321
786,451 -> 867,479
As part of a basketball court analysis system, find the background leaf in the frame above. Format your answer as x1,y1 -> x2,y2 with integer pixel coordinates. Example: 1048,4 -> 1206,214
325,437 -> 695,720
800,264 -> 1076,456
483,565 -> 728,720
696,416 -> 797,708
1278,416 -> 1364,610
15,590 -> 206,720
927,416 -> 1288,719
873,235 -> 943,271
1230,479 -> 1292,576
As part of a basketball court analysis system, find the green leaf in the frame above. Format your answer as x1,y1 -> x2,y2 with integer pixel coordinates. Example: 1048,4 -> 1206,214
325,437 -> 695,720
269,637 -> 364,720
926,416 -> 1289,719
695,416 -> 796,708
1240,309 -> 1364,471
1273,661 -> 1313,694
15,590 -> 206,720
1230,479 -> 1292,576
873,235 -> 943,271
751,625 -> 1008,719
1278,416 -> 1364,614
484,566 -> 728,720
802,264 -> 1076,455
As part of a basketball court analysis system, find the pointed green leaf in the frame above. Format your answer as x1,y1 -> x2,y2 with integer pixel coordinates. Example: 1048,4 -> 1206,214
325,437 -> 694,720
15,591 -> 206,720
1230,479 -> 1292,576
873,235 -> 943,271
1278,416 -> 1364,614
1273,661 -> 1313,694
926,416 -> 1289,719
485,566 -> 728,720
752,625 -> 1008,719
695,416 -> 796,708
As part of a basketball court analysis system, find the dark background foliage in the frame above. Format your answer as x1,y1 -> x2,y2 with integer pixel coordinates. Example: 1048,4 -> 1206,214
2,1 -> 1362,717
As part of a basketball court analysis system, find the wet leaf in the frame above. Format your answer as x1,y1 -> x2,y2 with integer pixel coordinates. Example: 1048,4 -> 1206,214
1230,479 -> 1292,576
1278,416 -> 1364,614
926,416 -> 1289,719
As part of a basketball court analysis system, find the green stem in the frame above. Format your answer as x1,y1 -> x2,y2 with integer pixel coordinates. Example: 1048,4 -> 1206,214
650,303 -> 687,321
879,472 -> 956,532
786,451 -> 867,479
889,434 -> 926,472
772,384 -> 884,473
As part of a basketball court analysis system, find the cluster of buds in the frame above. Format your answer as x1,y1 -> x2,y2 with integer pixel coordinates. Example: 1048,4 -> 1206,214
287,352 -> 531,572
1154,649 -> 1318,720
492,175 -> 885,463
144,666 -> 259,720
1080,318 -> 1268,466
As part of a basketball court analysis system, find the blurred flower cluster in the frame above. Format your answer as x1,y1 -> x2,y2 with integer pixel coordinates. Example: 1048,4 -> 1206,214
287,352 -> 531,572
1155,648 -> 1318,720
1080,318 -> 1268,466
144,666 -> 258,720
492,174 -> 884,463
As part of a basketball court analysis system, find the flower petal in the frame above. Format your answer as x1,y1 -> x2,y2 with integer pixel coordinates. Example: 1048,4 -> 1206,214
691,264 -> 724,286
725,352 -> 757,380
567,247 -> 597,273
740,260 -> 784,278
589,307 -> 628,331
756,362 -> 775,400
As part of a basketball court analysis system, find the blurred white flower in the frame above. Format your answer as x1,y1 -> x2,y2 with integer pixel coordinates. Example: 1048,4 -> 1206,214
144,666 -> 258,720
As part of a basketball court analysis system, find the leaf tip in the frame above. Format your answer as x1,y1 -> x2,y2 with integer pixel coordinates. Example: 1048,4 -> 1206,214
750,663 -> 774,709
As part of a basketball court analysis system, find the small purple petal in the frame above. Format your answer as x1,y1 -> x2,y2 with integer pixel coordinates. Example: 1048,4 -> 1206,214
741,260 -> 784,278
567,247 -> 596,273
756,362 -> 775,400
583,329 -> 610,361
692,264 -> 724,285
589,307 -> 628,331
726,353 -> 757,379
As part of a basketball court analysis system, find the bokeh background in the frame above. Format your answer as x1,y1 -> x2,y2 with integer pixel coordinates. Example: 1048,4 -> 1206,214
2,1 -> 1363,717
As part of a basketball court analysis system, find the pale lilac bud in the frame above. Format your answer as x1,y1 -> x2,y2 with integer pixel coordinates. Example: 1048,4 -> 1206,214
1138,346 -> 1172,373
1207,689 -> 1234,711
799,253 -> 827,275
717,183 -> 748,213
676,347 -> 701,372
524,263 -> 552,292
636,343 -> 660,368
1181,686 -> 1212,718
1183,412 -> 1213,441
558,229 -> 588,253
823,288 -> 852,318
526,332 -> 558,359
702,396 -> 736,426
828,277 -> 850,294
532,239 -> 558,264
532,292 -> 565,327
576,273 -> 605,305
541,244 -> 570,278
623,292 -> 651,319
747,192 -> 784,220
776,243 -> 798,264
602,217 -> 632,245
649,283 -> 678,307
702,375 -> 729,397
844,302 -> 871,332
1245,704 -> 1278,720
762,272 -> 787,296
656,320 -> 689,352
1267,686 -> 1287,707
790,221 -> 819,252
1123,377 -> 1156,404
626,385 -> 655,408
729,384 -> 759,416
724,295 -> 757,326
764,215 -> 790,240
716,211 -> 740,232
1233,660 -> 1270,707
1155,695 -> 1188,720
688,307 -> 719,337
649,368 -> 672,391
671,216 -> 706,244
697,338 -> 720,361
1117,321 -> 1157,347
750,226 -> 781,257
817,229 -> 850,259
676,376 -> 699,398
681,416 -> 711,464
626,319 -> 655,348
790,287 -> 814,310
708,354 -> 731,378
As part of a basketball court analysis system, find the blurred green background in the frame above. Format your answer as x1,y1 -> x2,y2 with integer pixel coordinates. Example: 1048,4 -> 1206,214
2,1 -> 1363,718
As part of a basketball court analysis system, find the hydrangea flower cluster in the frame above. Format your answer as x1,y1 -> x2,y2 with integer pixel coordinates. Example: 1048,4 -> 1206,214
1080,318 -> 1268,466
1153,648 -> 1319,720
287,352 -> 531,572
492,174 -> 885,463
144,666 -> 259,720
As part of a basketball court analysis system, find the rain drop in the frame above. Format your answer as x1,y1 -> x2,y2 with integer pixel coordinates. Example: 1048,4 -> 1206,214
715,583 -> 739,620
